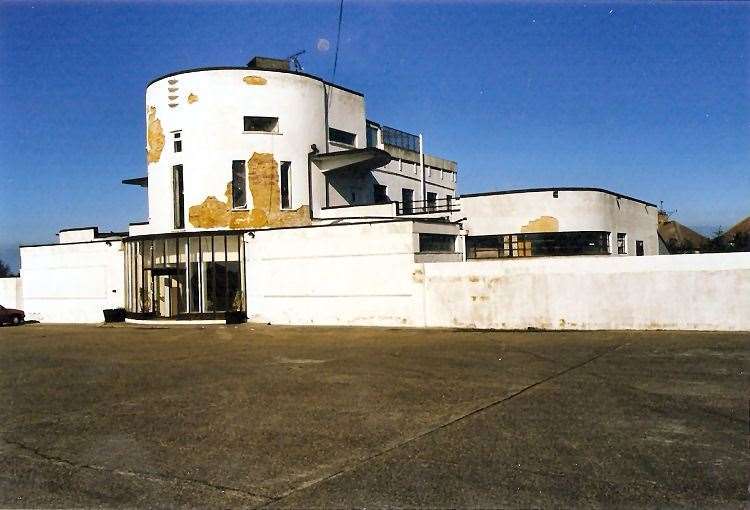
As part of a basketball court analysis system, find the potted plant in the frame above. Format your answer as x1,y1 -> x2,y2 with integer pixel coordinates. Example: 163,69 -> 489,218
225,290 -> 246,324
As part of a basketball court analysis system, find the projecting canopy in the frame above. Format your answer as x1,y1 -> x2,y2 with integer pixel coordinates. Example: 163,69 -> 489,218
122,177 -> 148,187
311,148 -> 391,173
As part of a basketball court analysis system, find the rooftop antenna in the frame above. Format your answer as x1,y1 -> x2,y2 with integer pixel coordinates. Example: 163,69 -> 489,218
288,50 -> 305,72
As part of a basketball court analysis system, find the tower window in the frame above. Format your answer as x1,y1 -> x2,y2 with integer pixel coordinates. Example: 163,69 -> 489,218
172,165 -> 184,229
243,116 -> 279,133
232,160 -> 247,208
329,127 -> 356,146
173,131 -> 182,153
280,161 -> 291,209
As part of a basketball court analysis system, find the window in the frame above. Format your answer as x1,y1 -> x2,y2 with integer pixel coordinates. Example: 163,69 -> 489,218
617,233 -> 627,254
172,165 -> 184,229
401,188 -> 414,214
366,125 -> 379,147
243,116 -> 279,133
466,231 -> 611,259
446,195 -> 453,209
232,160 -> 247,208
280,161 -> 291,209
329,127 -> 356,146
374,184 -> 388,204
173,131 -> 182,153
426,192 -> 437,211
636,241 -> 644,256
419,234 -> 456,253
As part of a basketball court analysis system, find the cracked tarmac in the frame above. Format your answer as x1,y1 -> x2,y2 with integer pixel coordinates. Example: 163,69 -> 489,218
0,323 -> 747,508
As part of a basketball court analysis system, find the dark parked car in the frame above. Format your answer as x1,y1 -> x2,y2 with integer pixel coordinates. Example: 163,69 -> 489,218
0,305 -> 25,326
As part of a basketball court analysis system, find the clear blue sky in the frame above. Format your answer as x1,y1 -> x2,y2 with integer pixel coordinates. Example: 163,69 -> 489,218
1,1 -> 748,270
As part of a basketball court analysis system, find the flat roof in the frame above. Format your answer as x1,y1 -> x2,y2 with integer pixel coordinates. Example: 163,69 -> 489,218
147,67 -> 363,97
460,187 -> 657,207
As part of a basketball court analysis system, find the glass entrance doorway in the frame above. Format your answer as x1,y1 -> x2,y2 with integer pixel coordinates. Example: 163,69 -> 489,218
125,232 -> 246,320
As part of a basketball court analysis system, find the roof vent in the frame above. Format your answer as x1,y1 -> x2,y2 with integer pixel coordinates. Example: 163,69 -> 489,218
246,56 -> 290,71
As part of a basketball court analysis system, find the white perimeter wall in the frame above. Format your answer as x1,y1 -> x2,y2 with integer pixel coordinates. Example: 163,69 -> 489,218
0,277 -> 22,309
20,241 -> 125,323
246,223 -> 749,331
246,221 -> 423,327
419,253 -> 750,331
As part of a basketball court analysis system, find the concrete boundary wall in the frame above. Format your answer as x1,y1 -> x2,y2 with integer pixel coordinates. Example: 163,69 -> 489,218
0,277 -> 22,310
20,241 -> 125,323
419,253 -> 750,331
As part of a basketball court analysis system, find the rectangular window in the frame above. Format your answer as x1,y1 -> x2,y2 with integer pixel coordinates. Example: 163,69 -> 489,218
172,165 -> 184,229
232,160 -> 247,209
401,188 -> 414,214
446,195 -> 453,209
374,184 -> 388,204
280,161 -> 291,209
466,231 -> 611,259
426,192 -> 437,211
243,116 -> 279,133
366,125 -> 379,147
329,127 -> 356,146
636,240 -> 644,256
419,234 -> 456,253
173,131 -> 182,153
617,233 -> 627,254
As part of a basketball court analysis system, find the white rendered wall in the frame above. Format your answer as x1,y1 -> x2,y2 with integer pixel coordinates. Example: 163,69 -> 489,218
458,190 -> 658,256
419,253 -> 750,331
0,277 -> 22,310
20,241 -> 125,323
145,69 -> 365,233
245,221 -> 424,327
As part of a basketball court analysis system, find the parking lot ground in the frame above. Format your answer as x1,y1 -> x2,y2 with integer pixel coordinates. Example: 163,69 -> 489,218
0,323 -> 747,508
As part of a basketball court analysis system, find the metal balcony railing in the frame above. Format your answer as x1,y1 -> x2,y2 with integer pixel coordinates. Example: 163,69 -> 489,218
396,197 -> 459,215
381,126 -> 420,152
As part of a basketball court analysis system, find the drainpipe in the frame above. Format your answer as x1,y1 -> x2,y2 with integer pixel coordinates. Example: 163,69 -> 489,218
419,133 -> 425,202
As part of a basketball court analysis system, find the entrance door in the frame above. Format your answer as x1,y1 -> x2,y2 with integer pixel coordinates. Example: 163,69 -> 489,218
152,269 -> 185,318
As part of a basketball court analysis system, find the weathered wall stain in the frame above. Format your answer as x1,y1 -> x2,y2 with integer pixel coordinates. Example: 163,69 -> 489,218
243,75 -> 267,85
187,93 -> 198,104
521,215 -> 559,233
189,152 -> 311,229
146,106 -> 165,164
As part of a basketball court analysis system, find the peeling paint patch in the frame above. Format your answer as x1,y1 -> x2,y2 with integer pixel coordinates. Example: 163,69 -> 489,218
146,106 -> 165,164
187,93 -> 198,104
521,215 -> 559,233
189,152 -> 311,229
243,75 -> 267,85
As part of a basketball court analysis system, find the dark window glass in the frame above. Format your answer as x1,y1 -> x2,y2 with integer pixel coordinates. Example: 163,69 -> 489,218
174,140 -> 182,152
426,192 -> 437,211
280,161 -> 291,209
617,233 -> 627,254
366,125 -> 379,147
466,231 -> 611,259
329,127 -> 356,145
419,234 -> 456,253
446,195 -> 453,209
232,160 -> 247,208
636,240 -> 644,256
172,165 -> 184,229
244,116 -> 278,132
401,188 -> 414,214
374,184 -> 388,203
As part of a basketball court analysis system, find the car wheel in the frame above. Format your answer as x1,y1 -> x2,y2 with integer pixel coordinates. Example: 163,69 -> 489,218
11,316 -> 21,326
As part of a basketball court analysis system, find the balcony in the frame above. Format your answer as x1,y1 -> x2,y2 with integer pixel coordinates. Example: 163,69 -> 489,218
396,197 -> 459,216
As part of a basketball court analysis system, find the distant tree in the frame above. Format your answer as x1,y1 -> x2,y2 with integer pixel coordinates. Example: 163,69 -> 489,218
0,259 -> 12,278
